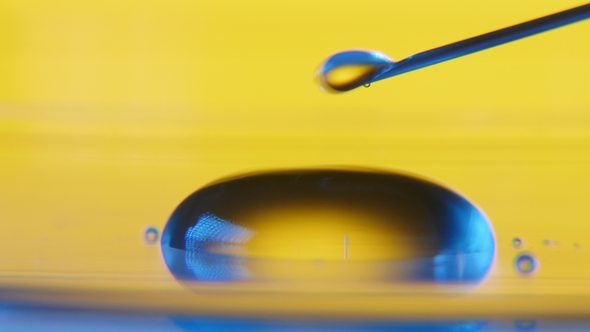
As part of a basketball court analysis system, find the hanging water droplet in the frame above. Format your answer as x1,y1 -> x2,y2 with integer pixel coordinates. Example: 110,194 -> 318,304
363,83 -> 371,88
315,50 -> 394,93
161,169 -> 495,284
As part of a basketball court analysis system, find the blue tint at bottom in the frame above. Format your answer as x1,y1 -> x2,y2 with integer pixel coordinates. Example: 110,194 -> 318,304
1,305 -> 590,332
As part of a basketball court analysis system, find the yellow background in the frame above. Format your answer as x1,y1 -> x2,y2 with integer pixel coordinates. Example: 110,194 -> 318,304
1,0 -> 590,318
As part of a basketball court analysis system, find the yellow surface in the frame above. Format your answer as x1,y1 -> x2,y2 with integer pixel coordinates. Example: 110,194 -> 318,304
1,0 -> 590,318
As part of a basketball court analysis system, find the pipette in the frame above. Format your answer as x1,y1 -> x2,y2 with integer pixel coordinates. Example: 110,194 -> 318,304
317,3 -> 590,92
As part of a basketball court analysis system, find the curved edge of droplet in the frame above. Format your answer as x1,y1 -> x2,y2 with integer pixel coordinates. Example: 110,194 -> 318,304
431,185 -> 497,287
472,201 -> 497,285
360,166 -> 496,286
459,189 -> 497,286
191,165 -> 445,191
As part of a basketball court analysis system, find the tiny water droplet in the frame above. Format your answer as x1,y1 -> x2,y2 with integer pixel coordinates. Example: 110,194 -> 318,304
514,253 -> 538,275
316,50 -> 394,93
144,226 -> 159,245
512,237 -> 522,249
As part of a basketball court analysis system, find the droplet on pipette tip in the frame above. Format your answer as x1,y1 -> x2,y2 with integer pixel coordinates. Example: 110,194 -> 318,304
161,168 -> 495,284
315,50 -> 394,93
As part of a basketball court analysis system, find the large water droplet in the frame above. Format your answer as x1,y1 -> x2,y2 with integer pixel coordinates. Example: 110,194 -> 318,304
161,169 -> 495,284
316,50 -> 394,92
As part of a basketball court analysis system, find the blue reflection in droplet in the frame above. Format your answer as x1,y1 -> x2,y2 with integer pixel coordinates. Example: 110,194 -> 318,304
184,213 -> 254,281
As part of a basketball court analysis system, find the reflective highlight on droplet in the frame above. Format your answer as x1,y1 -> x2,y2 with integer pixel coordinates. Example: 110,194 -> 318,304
316,51 -> 394,92
515,253 -> 537,275
144,226 -> 159,245
161,169 -> 495,284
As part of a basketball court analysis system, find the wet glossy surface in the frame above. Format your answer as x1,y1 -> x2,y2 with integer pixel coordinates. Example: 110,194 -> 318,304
4,305 -> 590,332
